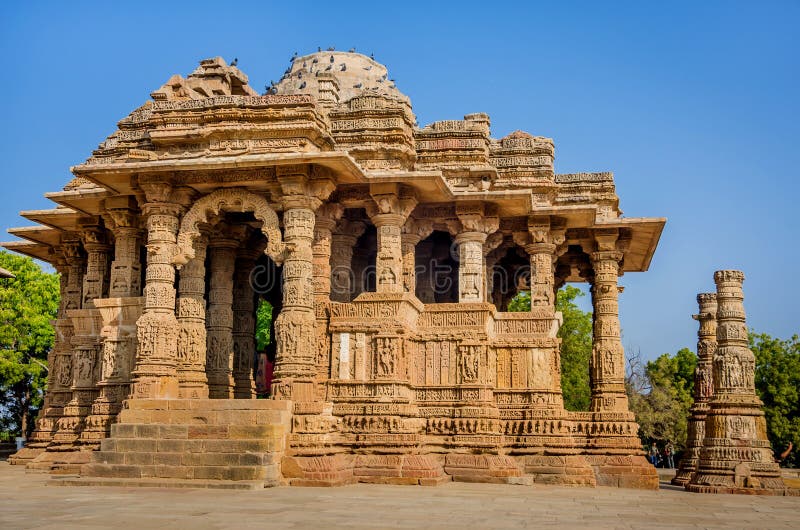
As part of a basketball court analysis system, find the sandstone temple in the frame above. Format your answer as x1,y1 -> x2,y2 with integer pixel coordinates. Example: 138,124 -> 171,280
4,52 -> 666,489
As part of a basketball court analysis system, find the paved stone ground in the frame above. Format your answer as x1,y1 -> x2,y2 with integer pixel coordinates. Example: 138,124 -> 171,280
0,462 -> 797,529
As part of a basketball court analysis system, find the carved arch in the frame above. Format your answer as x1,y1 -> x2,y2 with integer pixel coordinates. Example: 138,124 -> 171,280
173,188 -> 284,267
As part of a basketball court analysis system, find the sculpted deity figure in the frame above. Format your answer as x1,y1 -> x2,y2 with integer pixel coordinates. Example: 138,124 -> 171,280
460,346 -> 479,383
375,337 -> 395,377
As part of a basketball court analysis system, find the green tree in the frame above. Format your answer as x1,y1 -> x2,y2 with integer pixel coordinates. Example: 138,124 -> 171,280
628,347 -> 697,449
508,285 -> 592,411
254,299 -> 273,352
750,332 -> 799,467
0,251 -> 59,438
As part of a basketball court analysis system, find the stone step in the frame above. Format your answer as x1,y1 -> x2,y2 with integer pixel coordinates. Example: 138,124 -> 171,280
82,462 -> 280,483
93,450 -> 277,467
100,436 -> 284,454
108,423 -> 287,442
123,399 -> 292,412
116,408 -> 291,427
51,476 -> 268,490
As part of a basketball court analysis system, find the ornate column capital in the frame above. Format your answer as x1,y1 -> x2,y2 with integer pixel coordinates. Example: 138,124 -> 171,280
590,250 -> 624,265
277,165 -> 335,211
455,202 -> 499,236
315,202 -> 344,232
366,184 -> 418,223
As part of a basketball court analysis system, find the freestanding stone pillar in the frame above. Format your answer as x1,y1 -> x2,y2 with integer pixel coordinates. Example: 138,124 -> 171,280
176,233 -> 209,399
206,228 -> 238,399
687,270 -> 785,494
673,293 -> 717,486
130,182 -> 185,400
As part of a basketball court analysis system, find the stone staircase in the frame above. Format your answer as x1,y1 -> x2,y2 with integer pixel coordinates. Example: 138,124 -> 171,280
54,399 -> 291,490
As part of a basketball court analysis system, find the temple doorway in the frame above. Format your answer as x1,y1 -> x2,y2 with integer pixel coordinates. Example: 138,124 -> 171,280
252,253 -> 282,397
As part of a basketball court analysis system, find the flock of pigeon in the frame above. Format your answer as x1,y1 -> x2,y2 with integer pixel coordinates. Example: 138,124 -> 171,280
221,48 -> 398,96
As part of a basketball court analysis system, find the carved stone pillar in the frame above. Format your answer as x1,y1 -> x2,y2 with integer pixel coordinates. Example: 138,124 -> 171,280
401,218 -> 433,296
330,220 -> 366,302
206,228 -> 238,399
82,204 -> 144,444
130,182 -> 185,400
176,233 -> 209,399
54,224 -> 109,447
107,198 -> 142,298
368,184 -> 417,294
483,233 -> 504,307
312,204 -> 343,388
588,228 -> 628,413
272,166 -> 334,401
232,245 -> 259,398
83,297 -> 142,446
688,271 -> 785,494
272,204 -> 317,400
455,203 -> 499,303
48,241 -> 84,436
524,216 -> 566,313
80,221 -> 110,308
414,239 -> 435,303
673,293 -> 717,486
11,256 -> 73,462
313,203 -> 344,301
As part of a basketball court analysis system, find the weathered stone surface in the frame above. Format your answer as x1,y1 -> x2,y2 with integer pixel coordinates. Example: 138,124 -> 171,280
686,272 -> 786,495
5,50 -> 666,491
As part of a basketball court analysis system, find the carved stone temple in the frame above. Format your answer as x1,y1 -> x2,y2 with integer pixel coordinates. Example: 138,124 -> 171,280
683,271 -> 787,495
4,52 -> 665,489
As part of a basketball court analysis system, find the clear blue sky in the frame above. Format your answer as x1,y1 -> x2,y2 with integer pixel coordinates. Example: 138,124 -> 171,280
1,1 -> 798,361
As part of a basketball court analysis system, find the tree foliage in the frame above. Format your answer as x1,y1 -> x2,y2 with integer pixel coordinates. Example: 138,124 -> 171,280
750,332 -> 800,467
627,347 -> 696,449
508,285 -> 592,411
0,251 -> 59,437
254,299 -> 273,352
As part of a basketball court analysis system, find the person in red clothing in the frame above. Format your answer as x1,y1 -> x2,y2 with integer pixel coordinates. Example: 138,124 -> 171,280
255,352 -> 274,397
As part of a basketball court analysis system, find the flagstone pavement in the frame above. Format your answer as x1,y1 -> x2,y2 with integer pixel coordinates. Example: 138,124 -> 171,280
0,462 -> 797,529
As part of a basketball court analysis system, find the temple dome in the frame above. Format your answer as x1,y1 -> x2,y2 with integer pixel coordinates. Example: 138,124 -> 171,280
271,51 -> 409,106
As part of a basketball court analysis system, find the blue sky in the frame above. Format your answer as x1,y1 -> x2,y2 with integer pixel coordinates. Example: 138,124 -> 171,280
1,1 -> 798,361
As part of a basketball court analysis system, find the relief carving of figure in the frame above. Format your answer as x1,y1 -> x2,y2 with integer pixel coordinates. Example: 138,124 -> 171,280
57,356 -> 73,386
101,341 -> 115,380
375,337 -> 395,377
460,345 -> 479,383
696,364 -> 712,398
75,350 -> 95,385
379,267 -> 396,286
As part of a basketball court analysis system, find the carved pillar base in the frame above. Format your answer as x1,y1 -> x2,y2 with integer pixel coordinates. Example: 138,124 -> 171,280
325,293 -> 425,453
10,320 -> 74,465
50,309 -> 103,450
80,297 -> 143,447
130,312 -> 180,399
